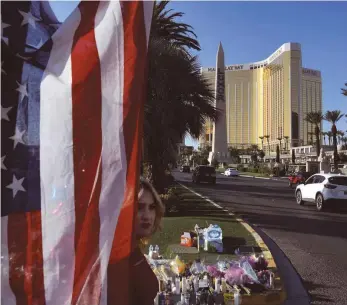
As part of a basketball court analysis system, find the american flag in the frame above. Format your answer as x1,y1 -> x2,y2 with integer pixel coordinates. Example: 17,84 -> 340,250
1,1 -> 153,304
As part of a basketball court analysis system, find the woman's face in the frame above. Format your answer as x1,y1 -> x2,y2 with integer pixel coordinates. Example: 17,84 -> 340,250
135,188 -> 156,239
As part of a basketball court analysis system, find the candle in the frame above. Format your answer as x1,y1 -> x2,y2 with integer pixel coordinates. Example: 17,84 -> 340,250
221,278 -> 227,293
176,277 -> 181,294
234,289 -> 240,305
215,277 -> 220,293
193,277 -> 199,291
182,277 -> 187,294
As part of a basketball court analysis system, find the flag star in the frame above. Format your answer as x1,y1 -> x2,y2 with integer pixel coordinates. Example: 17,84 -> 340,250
2,36 -> 9,45
18,10 -> 40,29
6,175 -> 26,198
1,22 -> 10,45
9,127 -> 26,149
1,105 -> 12,121
1,155 -> 7,170
1,21 -> 10,35
1,61 -> 6,75
16,81 -> 28,102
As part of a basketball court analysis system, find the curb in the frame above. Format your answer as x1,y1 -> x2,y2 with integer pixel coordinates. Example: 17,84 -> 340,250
219,172 -> 289,182
177,182 -> 287,305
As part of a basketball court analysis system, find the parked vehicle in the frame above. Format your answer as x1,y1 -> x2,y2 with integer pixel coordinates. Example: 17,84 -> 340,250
180,165 -> 190,173
224,168 -> 239,177
295,173 -> 347,211
192,166 -> 216,184
288,171 -> 312,188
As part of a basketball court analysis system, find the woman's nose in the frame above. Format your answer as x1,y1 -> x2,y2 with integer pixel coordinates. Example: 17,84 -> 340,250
141,210 -> 150,220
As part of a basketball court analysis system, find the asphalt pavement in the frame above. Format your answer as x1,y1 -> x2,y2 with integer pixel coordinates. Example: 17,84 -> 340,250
173,170 -> 347,305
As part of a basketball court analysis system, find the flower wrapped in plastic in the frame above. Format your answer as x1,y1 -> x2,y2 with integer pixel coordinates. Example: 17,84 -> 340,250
206,264 -> 224,278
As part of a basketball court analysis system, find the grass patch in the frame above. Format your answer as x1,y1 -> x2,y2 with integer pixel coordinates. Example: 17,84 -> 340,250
240,172 -> 270,177
147,185 -> 258,263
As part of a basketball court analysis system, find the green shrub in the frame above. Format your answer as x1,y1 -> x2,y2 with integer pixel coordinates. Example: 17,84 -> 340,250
237,165 -> 244,171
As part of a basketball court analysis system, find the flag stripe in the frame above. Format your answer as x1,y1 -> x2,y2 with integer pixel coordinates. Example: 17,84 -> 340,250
93,2 -> 127,305
1,216 -> 16,305
8,213 -> 28,305
70,2 -> 103,304
40,8 -> 81,305
108,2 -> 149,304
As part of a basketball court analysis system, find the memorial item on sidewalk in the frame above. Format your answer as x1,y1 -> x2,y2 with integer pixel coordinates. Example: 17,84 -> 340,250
147,252 -> 274,305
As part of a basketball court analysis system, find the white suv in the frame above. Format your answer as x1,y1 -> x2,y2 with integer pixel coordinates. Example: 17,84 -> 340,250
295,173 -> 347,211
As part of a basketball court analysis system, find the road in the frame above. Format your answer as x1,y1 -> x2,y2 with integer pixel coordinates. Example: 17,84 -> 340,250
173,170 -> 347,305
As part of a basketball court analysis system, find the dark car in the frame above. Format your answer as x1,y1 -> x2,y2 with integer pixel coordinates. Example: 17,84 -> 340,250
288,171 -> 313,188
192,166 -> 216,184
180,165 -> 190,173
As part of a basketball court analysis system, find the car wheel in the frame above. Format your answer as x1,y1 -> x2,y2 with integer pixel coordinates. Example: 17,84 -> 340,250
296,190 -> 304,205
316,193 -> 325,211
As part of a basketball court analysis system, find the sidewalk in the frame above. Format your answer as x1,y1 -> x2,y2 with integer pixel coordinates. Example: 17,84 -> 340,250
149,183 -> 287,304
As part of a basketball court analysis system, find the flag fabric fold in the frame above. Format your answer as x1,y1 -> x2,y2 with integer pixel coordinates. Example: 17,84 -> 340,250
1,1 -> 153,304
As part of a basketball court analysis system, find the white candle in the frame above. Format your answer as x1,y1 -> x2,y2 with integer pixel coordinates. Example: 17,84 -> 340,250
182,277 -> 187,294
215,278 -> 220,293
234,289 -> 240,305
221,278 -> 227,293
269,272 -> 274,289
176,277 -> 181,294
193,277 -> 199,291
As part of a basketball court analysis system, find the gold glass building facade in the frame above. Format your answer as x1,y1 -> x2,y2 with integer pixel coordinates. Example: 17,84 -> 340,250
199,43 -> 322,152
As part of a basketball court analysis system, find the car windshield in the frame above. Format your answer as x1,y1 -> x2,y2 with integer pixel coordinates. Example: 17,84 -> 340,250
328,176 -> 347,186
199,167 -> 215,174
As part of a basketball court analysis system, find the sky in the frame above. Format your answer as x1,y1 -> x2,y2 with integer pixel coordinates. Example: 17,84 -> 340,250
49,1 -> 347,149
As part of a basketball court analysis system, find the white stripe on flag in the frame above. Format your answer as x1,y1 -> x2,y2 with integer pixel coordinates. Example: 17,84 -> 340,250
40,9 -> 81,305
1,217 -> 16,305
143,2 -> 154,47
93,2 -> 126,304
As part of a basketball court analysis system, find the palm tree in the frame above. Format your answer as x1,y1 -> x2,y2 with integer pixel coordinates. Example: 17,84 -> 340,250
342,83 -> 347,96
341,136 -> 347,149
264,135 -> 270,155
277,137 -> 283,151
250,144 -> 259,153
321,131 -> 327,145
144,1 -> 218,191
308,132 -> 314,145
305,111 -> 323,157
151,1 -> 200,53
327,131 -> 333,146
324,110 -> 345,171
259,136 -> 264,151
284,136 -> 289,150
337,130 -> 345,144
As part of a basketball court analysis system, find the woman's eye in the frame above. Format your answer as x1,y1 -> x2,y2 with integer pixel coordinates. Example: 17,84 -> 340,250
149,204 -> 156,210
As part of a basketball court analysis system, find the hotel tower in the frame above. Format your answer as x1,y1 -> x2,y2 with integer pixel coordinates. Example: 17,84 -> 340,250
199,42 -> 322,152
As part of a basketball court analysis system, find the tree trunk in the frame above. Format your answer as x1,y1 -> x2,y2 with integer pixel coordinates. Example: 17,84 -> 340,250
315,125 -> 320,157
332,125 -> 339,171
150,160 -> 167,194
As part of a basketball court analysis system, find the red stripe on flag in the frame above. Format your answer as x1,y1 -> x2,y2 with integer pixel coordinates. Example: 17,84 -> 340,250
8,212 -> 45,305
108,2 -> 148,304
71,1 -> 102,304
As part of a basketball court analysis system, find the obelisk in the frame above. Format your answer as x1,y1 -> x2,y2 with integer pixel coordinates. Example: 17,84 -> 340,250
209,42 -> 229,164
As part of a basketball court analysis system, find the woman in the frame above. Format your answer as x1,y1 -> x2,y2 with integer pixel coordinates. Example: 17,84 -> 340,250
130,177 -> 165,305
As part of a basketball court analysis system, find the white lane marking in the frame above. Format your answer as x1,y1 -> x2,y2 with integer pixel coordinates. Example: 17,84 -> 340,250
178,182 -> 223,209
